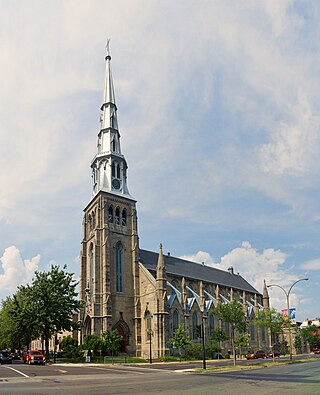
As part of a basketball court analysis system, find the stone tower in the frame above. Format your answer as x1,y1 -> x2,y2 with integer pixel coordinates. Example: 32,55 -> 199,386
79,44 -> 140,354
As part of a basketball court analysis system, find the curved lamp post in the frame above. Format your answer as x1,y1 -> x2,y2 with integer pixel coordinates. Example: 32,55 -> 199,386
267,278 -> 308,360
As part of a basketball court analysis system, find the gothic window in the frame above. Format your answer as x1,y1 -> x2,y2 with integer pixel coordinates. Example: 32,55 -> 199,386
117,164 -> 120,178
192,312 -> 197,340
112,139 -> 115,152
92,211 -> 96,228
173,310 -> 179,332
188,284 -> 194,298
224,321 -> 230,336
88,215 -> 92,231
108,206 -> 113,223
209,314 -> 214,334
250,323 -> 255,341
262,326 -> 266,341
89,244 -> 94,294
115,207 -> 120,224
122,209 -> 127,226
112,162 -> 116,177
116,242 -> 123,292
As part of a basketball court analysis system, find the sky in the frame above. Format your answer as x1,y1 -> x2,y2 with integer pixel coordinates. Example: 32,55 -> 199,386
0,0 -> 319,322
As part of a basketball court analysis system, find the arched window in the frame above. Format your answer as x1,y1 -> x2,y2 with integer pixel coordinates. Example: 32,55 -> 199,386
117,164 -> 120,178
108,206 -> 113,223
261,326 -> 266,341
89,244 -> 94,294
224,321 -> 230,336
122,209 -> 127,226
111,162 -> 116,177
209,314 -> 214,334
192,312 -> 198,340
250,324 -> 255,341
116,242 -> 123,292
173,310 -> 179,332
92,211 -> 96,228
112,139 -> 115,152
88,214 -> 92,231
115,207 -> 120,224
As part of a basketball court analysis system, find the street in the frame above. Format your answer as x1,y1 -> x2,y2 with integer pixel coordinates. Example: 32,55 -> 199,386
0,357 -> 319,394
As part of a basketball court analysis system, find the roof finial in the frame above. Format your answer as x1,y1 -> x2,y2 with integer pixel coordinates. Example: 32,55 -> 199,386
105,38 -> 111,60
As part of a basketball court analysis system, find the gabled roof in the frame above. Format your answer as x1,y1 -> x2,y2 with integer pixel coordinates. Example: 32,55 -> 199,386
139,249 -> 260,295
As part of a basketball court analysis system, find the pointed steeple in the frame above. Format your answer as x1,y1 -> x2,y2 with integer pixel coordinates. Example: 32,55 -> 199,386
156,243 -> 167,312
90,41 -> 132,199
156,243 -> 166,281
263,279 -> 270,310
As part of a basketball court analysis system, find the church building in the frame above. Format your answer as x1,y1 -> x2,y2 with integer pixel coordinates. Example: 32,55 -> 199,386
79,47 -> 270,359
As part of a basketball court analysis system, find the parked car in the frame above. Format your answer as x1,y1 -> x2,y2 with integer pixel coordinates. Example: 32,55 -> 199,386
22,350 -> 45,365
0,350 -> 12,364
313,349 -> 320,354
246,350 -> 266,360
265,351 -> 280,358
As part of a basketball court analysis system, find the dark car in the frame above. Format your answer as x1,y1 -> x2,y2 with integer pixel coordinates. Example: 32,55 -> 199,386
22,350 -> 45,365
246,350 -> 266,360
0,351 -> 12,364
265,351 -> 280,358
313,349 -> 320,354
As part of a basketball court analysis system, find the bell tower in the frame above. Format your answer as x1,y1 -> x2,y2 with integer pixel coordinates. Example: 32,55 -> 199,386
79,42 -> 140,354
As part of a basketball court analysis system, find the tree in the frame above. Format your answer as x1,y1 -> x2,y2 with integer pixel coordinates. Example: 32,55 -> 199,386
253,308 -> 284,361
300,325 -> 320,351
82,334 -> 103,357
60,336 -> 79,358
214,300 -> 247,366
27,265 -> 82,362
234,333 -> 250,357
0,289 -> 40,351
169,324 -> 191,361
206,328 -> 228,359
102,329 -> 122,364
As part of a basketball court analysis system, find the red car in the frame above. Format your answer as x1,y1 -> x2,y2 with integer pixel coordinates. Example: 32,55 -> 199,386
313,349 -> 320,354
246,350 -> 266,360
265,351 -> 280,358
22,350 -> 45,365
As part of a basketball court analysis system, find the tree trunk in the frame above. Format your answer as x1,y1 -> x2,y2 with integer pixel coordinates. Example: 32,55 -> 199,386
45,333 -> 50,364
232,328 -> 236,366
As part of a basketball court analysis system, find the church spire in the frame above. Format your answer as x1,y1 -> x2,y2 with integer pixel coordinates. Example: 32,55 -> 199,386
263,279 -> 270,310
90,41 -> 132,199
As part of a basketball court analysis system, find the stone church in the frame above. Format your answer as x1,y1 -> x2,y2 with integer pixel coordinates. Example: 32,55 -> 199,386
79,47 -> 270,358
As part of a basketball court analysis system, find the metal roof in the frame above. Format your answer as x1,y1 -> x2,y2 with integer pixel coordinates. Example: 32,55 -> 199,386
139,249 -> 260,295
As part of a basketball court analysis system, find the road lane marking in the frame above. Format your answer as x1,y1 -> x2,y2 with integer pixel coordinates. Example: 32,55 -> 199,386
87,366 -> 145,375
4,366 -> 30,378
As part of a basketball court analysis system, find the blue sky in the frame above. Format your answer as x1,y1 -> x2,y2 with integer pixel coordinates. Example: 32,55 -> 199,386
0,0 -> 319,321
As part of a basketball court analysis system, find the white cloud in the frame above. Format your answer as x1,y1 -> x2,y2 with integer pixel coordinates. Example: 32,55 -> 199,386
301,259 -> 320,271
0,246 -> 40,297
258,94 -> 320,178
182,241 -> 303,313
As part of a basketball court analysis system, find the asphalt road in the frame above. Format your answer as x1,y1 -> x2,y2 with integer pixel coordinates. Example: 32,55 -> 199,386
0,357 -> 319,394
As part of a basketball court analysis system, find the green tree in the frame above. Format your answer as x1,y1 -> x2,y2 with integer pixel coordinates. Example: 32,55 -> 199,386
206,328 -> 228,359
253,308 -> 284,361
82,334 -> 103,357
0,289 -> 40,351
234,333 -> 249,357
60,336 -> 79,358
27,265 -> 82,361
102,329 -> 122,364
300,325 -> 320,351
214,300 -> 247,366
169,324 -> 191,361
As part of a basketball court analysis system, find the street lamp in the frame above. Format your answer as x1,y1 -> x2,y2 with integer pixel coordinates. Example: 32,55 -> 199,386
267,278 -> 308,361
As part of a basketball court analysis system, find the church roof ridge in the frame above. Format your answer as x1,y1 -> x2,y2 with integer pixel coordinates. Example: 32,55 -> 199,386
139,248 -> 260,295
